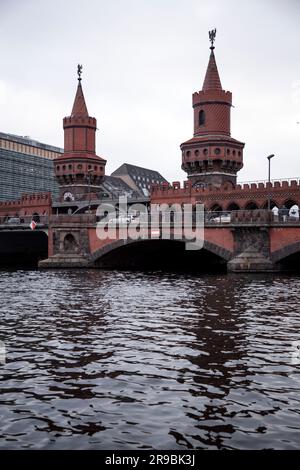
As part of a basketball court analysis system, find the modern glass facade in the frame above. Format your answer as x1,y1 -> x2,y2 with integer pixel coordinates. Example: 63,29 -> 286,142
0,133 -> 61,201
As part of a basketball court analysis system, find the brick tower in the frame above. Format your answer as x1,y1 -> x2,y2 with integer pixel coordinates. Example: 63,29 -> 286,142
181,30 -> 244,188
54,65 -> 106,202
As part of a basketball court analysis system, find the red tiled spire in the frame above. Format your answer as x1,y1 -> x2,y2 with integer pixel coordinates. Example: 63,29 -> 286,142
63,65 -> 98,156
180,29 -> 244,189
71,81 -> 89,117
55,65 -> 106,200
202,48 -> 222,91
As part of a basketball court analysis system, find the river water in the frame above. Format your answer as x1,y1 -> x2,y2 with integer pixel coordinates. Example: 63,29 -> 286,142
0,269 -> 300,449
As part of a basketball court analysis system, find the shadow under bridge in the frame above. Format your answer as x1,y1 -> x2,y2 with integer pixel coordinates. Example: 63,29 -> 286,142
0,231 -> 48,268
90,238 -> 231,272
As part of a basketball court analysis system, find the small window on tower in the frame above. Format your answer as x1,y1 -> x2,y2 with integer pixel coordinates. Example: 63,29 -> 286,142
199,110 -> 205,126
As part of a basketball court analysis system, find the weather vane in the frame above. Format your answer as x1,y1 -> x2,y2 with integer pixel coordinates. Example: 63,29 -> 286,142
77,64 -> 83,81
208,29 -> 217,49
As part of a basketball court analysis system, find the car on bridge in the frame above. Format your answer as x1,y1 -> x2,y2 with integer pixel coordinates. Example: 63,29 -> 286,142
6,217 -> 22,224
108,214 -> 137,225
209,213 -> 231,223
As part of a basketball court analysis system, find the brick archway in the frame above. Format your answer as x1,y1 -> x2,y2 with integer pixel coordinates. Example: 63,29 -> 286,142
271,241 -> 300,263
261,200 -> 280,209
244,201 -> 259,210
90,237 -> 232,264
209,203 -> 223,212
283,199 -> 300,210
226,202 -> 240,211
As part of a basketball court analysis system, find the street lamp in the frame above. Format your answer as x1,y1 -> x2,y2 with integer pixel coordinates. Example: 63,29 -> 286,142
87,169 -> 93,214
267,154 -> 275,212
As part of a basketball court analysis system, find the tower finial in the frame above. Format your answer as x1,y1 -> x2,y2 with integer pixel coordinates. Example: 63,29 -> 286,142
208,28 -> 217,50
77,64 -> 83,81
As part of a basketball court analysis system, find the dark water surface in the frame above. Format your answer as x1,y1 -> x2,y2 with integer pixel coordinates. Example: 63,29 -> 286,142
0,270 -> 300,449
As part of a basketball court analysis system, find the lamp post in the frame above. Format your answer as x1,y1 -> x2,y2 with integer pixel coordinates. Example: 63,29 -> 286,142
267,154 -> 275,212
87,169 -> 93,214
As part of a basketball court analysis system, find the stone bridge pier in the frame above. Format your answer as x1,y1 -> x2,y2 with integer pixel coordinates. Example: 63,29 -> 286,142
227,227 -> 274,272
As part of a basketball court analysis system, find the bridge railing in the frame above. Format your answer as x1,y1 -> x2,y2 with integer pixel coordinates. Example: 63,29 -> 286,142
94,210 -> 300,226
1,210 -> 299,231
0,215 -> 49,226
205,210 -> 299,224
237,177 -> 300,186
205,210 -> 270,224
41,210 -> 300,228
50,214 -> 97,224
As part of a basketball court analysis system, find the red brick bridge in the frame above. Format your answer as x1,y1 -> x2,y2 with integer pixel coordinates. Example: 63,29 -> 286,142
35,209 -> 300,272
1,196 -> 300,271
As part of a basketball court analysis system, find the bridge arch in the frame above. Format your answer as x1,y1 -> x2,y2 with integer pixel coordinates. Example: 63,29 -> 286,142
0,230 -> 48,267
90,237 -> 232,271
272,241 -> 300,264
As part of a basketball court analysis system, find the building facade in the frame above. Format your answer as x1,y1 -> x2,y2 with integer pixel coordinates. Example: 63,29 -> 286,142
0,132 -> 61,201
111,163 -> 167,197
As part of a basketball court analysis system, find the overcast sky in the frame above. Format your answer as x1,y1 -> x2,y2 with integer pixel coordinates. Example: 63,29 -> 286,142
0,0 -> 299,183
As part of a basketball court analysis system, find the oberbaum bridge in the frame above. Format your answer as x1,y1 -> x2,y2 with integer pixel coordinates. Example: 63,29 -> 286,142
1,30 -> 300,273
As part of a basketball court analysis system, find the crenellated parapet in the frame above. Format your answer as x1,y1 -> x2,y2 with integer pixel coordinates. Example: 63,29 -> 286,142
193,89 -> 232,105
151,179 -> 300,210
0,192 -> 52,216
63,116 -> 97,128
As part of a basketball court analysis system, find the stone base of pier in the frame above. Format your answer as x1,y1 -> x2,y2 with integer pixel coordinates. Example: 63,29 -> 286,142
39,254 -> 91,268
227,247 -> 277,273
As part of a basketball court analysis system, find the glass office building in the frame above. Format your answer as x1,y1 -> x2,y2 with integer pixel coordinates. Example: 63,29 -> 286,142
0,132 -> 61,201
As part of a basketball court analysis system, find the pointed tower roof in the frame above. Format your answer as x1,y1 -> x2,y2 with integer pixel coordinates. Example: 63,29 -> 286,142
202,49 -> 222,91
202,29 -> 222,91
71,81 -> 89,116
70,65 -> 89,117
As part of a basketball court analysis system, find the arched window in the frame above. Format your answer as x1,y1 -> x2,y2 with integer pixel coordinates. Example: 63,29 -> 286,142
199,110 -> 205,126
63,234 -> 78,253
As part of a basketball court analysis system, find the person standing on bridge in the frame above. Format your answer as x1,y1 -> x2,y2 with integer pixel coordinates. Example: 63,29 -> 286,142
279,205 -> 289,222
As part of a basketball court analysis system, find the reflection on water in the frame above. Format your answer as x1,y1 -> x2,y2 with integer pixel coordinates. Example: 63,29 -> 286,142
0,270 -> 300,449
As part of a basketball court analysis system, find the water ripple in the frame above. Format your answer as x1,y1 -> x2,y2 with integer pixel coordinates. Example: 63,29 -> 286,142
0,270 -> 300,449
